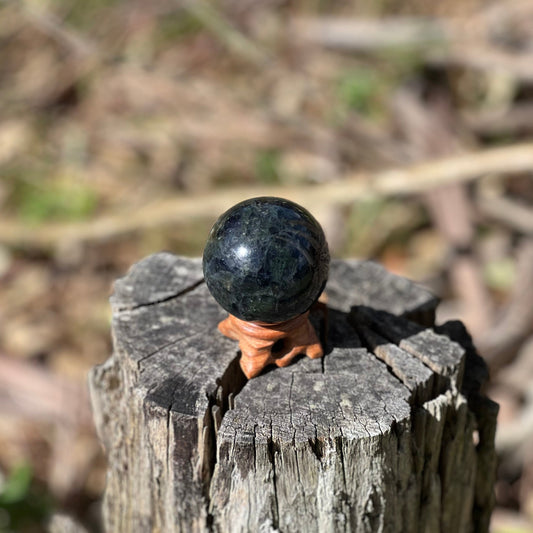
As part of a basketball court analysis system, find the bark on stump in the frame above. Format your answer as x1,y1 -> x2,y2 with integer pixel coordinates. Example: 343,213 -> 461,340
89,253 -> 498,533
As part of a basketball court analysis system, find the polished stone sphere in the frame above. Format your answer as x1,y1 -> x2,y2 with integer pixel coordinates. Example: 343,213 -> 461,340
203,197 -> 330,323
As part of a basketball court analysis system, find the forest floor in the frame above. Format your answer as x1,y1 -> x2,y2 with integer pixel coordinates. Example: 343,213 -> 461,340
1,0 -> 533,531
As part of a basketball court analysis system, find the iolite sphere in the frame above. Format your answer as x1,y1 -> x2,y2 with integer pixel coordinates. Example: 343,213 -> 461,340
203,197 -> 330,323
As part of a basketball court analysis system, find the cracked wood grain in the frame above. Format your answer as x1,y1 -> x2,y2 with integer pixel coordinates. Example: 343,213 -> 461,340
89,254 -> 497,533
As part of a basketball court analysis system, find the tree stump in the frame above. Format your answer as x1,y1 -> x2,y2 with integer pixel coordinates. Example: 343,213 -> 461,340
89,253 -> 498,533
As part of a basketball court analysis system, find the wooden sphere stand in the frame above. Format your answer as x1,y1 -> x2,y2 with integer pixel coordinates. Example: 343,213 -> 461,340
218,310 -> 323,379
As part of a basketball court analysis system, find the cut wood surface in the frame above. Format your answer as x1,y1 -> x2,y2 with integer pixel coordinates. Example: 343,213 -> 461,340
89,253 -> 498,533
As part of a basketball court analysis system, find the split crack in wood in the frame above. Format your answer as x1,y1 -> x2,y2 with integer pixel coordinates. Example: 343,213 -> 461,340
113,278 -> 205,313
89,253 -> 498,532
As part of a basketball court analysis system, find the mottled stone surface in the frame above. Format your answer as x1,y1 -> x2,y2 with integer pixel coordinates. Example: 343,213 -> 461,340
203,197 -> 330,323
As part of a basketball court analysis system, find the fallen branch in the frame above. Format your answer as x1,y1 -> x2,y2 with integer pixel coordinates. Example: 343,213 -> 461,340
1,142 -> 532,250
19,2 -> 96,59
477,239 -> 533,370
293,1 -> 533,53
291,16 -> 455,51
478,193 -> 533,234
390,87 -> 493,336
464,103 -> 533,137
495,391 -> 533,458
293,13 -> 533,82
499,336 -> 533,396
0,356 -> 92,426
431,45 -> 533,83
181,0 -> 269,65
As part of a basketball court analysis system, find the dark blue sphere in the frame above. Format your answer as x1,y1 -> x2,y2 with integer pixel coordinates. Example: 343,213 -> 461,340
203,197 -> 330,323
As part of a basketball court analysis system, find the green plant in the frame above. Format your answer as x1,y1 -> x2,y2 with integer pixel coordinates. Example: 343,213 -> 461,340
0,463 -> 53,532
255,149 -> 281,184
158,11 -> 204,44
11,178 -> 97,223
337,68 -> 383,116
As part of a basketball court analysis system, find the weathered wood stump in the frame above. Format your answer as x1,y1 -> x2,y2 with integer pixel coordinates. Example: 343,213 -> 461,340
89,253 -> 498,533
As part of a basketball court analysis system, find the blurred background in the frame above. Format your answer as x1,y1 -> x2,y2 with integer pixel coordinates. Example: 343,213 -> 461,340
1,0 -> 533,531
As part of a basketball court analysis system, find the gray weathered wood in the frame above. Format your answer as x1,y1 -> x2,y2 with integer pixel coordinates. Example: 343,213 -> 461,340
89,252 -> 497,533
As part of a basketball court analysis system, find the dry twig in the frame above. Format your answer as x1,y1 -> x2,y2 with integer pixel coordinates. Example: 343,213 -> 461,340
464,104 -> 533,137
478,194 -> 533,234
0,356 -> 92,426
181,0 -> 269,65
17,1 -> 96,58
1,142 -> 533,250
391,88 -> 493,336
478,239 -> 533,370
293,8 -> 533,82
291,16 -> 455,51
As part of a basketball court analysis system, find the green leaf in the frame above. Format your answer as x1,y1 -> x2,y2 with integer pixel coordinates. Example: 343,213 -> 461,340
338,68 -> 382,116
0,464 -> 32,505
13,180 -> 97,223
0,463 -> 54,531
255,149 -> 281,184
